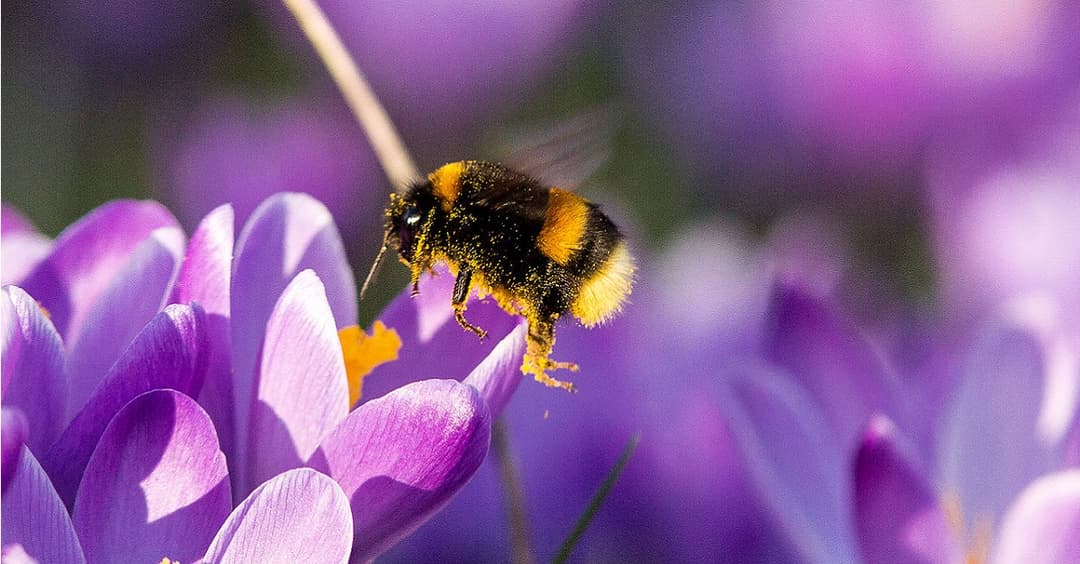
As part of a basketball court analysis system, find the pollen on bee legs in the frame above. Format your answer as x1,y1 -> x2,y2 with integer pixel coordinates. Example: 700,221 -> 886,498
521,317 -> 577,393
453,303 -> 488,340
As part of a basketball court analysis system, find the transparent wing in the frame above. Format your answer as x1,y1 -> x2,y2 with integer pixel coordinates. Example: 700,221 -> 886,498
485,106 -> 616,190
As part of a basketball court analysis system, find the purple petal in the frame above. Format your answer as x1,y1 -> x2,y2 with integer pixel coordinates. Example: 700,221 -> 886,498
764,283 -> 902,449
720,363 -> 857,563
0,447 -> 86,564
362,266 -> 518,402
937,322 -> 1056,523
2,286 -> 66,453
994,470 -> 1080,564
230,193 -> 356,481
65,226 -> 185,416
854,416 -> 958,564
928,113 -> 1080,320
2,408 -> 29,494
0,207 -> 51,285
1,544 -> 40,564
1066,421 -> 1080,468
1,233 -> 52,286
463,322 -> 526,418
170,204 -> 237,473
245,270 -> 349,496
312,379 -> 491,560
19,200 -> 179,344
72,389 -> 231,564
42,303 -> 208,507
201,468 -> 352,564
2,205 -> 36,235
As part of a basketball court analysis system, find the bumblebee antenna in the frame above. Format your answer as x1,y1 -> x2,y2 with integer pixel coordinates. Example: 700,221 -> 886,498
359,233 -> 391,302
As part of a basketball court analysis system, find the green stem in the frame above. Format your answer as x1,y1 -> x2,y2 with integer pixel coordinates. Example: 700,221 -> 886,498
553,434 -> 640,564
493,418 -> 536,564
281,0 -> 420,192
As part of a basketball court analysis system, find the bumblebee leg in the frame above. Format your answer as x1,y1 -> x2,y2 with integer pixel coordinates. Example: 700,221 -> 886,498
521,317 -> 577,393
452,269 -> 487,340
409,264 -> 423,297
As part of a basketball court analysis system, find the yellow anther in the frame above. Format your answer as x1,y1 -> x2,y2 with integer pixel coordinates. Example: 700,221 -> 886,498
338,321 -> 402,406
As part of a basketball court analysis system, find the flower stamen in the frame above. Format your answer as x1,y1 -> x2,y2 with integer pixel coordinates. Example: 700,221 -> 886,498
942,490 -> 993,564
338,321 -> 402,406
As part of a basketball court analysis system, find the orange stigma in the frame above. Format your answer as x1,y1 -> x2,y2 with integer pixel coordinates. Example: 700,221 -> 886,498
338,321 -> 402,406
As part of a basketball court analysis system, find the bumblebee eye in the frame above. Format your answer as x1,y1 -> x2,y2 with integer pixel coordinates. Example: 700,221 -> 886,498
397,206 -> 422,259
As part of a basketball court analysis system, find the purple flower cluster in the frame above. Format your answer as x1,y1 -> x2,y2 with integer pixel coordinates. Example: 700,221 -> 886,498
1,194 -> 525,562
623,1 -> 1080,198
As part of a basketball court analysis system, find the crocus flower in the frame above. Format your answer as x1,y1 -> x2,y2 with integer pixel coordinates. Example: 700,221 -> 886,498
2,388 -> 355,562
3,192 -> 527,561
851,300 -> 1080,564
44,0 -> 225,69
3,262 -> 505,561
2,199 -> 210,506
621,1 -> 1080,191
927,99 -> 1080,329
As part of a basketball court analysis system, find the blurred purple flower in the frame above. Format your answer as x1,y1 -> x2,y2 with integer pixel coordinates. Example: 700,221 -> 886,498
857,404 -> 1078,563
383,217 -> 865,561
622,1 -> 1080,190
686,251 -> 1078,563
44,0 -> 225,68
154,95 -> 381,243
927,98 -> 1080,327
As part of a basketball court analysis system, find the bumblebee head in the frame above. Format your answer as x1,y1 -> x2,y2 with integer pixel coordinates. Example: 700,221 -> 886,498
385,187 -> 432,263
362,177 -> 441,303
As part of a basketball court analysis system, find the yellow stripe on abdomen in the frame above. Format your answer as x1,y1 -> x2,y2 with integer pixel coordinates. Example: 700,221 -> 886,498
537,188 -> 589,265
571,242 -> 635,327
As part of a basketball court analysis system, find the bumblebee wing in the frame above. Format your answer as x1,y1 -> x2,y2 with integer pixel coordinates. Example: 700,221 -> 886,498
484,106 -> 615,191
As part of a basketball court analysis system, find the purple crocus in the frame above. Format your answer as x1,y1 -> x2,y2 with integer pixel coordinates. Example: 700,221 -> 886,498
3,192 -> 526,561
852,304 -> 1080,563
2,199 -> 209,506
621,1 -> 1080,193
3,388 -> 355,562
927,98 -> 1080,329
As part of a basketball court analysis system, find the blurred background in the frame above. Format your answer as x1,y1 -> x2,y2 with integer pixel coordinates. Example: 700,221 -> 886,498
5,0 -> 1079,319
4,1 -> 1080,561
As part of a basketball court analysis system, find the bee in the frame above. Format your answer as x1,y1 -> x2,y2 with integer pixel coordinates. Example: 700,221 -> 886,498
364,160 -> 634,392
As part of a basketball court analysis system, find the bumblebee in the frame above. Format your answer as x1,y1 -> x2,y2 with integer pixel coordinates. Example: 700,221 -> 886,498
368,160 -> 634,392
